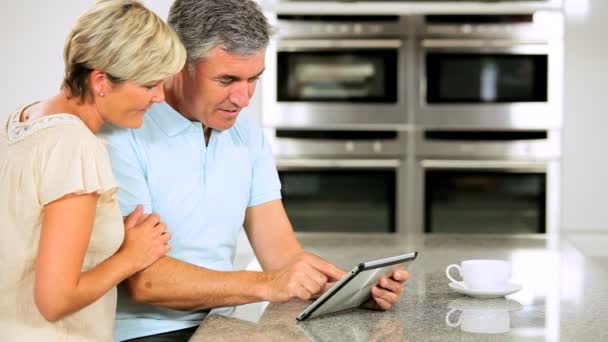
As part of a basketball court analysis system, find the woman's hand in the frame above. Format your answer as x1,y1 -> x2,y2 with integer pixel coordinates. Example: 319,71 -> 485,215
118,205 -> 171,272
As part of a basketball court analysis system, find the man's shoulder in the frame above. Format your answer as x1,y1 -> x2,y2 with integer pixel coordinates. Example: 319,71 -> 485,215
233,109 -> 259,129
100,104 -> 173,145
98,122 -> 134,145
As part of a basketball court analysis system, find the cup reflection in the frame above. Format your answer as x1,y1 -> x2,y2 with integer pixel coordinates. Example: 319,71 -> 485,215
445,298 -> 523,334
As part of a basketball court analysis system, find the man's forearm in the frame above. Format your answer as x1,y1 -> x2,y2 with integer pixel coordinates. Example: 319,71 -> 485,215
125,256 -> 272,311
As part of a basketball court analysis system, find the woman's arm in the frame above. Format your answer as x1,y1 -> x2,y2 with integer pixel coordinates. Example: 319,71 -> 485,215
34,193 -> 169,322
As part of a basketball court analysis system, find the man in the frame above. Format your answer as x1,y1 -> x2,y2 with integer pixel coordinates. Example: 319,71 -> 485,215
102,0 -> 409,340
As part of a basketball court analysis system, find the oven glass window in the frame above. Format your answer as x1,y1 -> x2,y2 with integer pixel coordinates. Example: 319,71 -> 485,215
279,170 -> 396,232
426,53 -> 548,103
277,50 -> 398,102
425,170 -> 546,233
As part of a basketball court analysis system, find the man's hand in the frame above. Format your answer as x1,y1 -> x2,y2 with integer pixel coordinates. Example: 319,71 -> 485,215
260,252 -> 346,303
363,270 -> 409,310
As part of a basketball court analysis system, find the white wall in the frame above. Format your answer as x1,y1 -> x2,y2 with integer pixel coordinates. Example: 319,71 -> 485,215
0,1 -> 169,115
561,0 -> 608,232
0,1 -> 89,116
0,0 -> 263,121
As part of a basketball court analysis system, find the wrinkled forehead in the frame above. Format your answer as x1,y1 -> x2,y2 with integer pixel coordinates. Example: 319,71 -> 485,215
193,47 -> 267,79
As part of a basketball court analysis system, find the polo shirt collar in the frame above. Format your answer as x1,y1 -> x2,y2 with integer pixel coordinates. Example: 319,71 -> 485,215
148,102 -> 193,137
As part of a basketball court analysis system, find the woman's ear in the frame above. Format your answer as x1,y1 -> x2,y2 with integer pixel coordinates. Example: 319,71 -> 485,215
89,70 -> 109,97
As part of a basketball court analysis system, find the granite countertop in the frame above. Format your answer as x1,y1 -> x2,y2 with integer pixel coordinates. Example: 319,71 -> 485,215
190,233 -> 608,341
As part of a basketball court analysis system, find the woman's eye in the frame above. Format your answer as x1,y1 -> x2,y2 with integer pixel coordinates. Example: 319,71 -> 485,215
143,82 -> 161,90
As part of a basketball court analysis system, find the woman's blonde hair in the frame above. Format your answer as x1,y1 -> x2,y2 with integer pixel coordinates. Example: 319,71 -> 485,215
63,0 -> 186,101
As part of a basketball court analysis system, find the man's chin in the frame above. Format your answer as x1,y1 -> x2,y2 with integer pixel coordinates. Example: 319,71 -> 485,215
206,119 -> 236,132
218,109 -> 240,120
219,121 -> 237,131
221,114 -> 240,127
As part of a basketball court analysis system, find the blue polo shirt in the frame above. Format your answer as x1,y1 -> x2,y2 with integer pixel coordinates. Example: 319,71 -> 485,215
100,102 -> 281,341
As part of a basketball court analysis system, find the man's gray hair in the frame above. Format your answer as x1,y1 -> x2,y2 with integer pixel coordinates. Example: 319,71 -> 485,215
168,0 -> 271,65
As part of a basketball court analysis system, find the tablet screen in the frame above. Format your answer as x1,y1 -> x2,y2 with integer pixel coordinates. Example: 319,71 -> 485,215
296,251 -> 418,321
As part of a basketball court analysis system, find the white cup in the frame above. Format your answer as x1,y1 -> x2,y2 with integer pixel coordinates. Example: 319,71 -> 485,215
445,308 -> 510,334
445,259 -> 511,290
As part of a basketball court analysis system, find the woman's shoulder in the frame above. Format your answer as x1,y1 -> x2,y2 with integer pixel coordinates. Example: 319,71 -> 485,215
40,116 -> 97,141
7,110 -> 96,146
16,115 -> 110,167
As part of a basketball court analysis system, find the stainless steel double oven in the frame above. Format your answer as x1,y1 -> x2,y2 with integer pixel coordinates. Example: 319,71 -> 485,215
263,15 -> 410,233
264,11 -> 563,235
412,13 -> 563,235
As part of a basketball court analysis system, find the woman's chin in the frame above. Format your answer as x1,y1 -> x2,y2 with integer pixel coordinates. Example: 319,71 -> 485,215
128,118 -> 145,129
114,117 -> 144,129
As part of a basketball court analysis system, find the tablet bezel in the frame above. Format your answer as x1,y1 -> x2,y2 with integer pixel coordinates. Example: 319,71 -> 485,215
296,251 -> 418,321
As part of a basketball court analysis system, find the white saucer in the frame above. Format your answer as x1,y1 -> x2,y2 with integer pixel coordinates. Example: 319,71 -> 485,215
448,282 -> 522,299
448,298 -> 523,311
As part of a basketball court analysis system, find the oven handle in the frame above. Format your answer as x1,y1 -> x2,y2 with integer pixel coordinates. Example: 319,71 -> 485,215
421,159 -> 547,172
278,39 -> 402,51
421,39 -> 549,49
277,158 -> 401,170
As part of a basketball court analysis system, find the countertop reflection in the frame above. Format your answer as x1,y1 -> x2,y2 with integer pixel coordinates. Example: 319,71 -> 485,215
190,233 -> 608,341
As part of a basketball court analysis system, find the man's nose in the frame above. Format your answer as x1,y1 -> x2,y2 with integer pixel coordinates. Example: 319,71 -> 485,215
229,82 -> 250,108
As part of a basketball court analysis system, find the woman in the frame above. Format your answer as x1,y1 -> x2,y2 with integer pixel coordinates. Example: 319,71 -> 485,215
0,0 -> 186,340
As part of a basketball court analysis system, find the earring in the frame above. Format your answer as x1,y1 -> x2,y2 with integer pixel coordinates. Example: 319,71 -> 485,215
99,92 -> 105,97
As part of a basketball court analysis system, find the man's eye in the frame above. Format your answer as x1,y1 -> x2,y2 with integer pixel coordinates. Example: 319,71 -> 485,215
219,79 -> 233,85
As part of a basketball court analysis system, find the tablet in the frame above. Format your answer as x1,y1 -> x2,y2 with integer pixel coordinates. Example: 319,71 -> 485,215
296,251 -> 418,321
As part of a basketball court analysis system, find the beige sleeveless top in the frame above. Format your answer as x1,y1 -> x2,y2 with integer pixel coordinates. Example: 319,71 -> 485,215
0,108 -> 124,341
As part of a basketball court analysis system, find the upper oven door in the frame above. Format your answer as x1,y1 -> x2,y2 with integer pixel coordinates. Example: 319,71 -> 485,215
416,40 -> 562,130
265,39 -> 408,129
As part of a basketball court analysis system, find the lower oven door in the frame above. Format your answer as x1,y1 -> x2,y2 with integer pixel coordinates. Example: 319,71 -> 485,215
418,159 -> 558,234
277,159 -> 401,233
